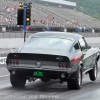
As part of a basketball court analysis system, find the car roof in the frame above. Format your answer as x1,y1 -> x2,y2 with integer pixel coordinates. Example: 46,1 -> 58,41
31,32 -> 83,40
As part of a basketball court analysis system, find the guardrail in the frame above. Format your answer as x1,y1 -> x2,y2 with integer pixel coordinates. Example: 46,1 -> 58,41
0,31 -> 100,38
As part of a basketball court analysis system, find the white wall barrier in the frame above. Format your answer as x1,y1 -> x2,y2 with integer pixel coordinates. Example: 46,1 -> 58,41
0,57 -> 7,65
85,37 -> 100,44
0,38 -> 24,48
0,38 -> 100,48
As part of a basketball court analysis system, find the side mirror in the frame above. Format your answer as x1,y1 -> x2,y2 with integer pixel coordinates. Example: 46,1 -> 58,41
81,46 -> 86,51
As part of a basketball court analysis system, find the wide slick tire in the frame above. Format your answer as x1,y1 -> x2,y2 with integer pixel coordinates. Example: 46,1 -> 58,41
10,74 -> 26,87
67,66 -> 82,90
89,61 -> 98,81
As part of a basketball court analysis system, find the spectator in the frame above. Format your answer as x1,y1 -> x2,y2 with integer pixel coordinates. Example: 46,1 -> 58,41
79,26 -> 82,32
83,27 -> 86,32
51,21 -> 55,26
85,26 -> 89,32
7,7 -> 10,13
9,18 -> 12,22
75,21 -> 79,25
45,26 -> 50,31
3,18 -> 8,23
26,26 -> 30,31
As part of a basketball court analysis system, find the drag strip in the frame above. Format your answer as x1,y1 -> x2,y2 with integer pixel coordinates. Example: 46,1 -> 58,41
0,60 -> 100,100
0,47 -> 100,100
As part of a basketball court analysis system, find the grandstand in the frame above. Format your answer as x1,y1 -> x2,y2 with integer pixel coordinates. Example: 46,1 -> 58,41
0,0 -> 100,31
30,0 -> 100,28
0,0 -> 18,25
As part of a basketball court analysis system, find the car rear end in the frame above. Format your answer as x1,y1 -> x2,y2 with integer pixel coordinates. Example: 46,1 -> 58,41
6,33 -> 82,88
6,53 -> 75,80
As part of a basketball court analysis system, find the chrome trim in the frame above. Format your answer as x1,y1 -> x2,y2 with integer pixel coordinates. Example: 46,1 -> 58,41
36,62 -> 42,68
6,66 -> 69,72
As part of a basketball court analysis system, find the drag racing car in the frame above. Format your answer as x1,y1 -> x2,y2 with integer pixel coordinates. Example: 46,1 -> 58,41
6,32 -> 100,89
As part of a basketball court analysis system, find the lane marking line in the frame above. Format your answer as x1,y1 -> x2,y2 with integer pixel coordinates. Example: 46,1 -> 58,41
0,75 -> 9,78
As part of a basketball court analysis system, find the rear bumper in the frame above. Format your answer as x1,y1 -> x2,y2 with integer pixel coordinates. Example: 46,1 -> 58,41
6,66 -> 77,79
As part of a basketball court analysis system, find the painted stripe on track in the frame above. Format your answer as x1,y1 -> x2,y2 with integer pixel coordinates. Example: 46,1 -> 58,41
0,75 -> 9,78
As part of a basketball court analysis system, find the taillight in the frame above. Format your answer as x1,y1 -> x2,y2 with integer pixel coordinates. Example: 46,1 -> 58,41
13,61 -> 15,65
9,61 -> 12,65
9,60 -> 19,66
72,55 -> 82,63
59,63 -> 68,68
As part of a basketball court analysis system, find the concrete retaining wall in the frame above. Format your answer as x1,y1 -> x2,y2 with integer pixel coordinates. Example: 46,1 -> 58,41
0,38 -> 24,48
85,37 -> 100,44
0,37 -> 100,48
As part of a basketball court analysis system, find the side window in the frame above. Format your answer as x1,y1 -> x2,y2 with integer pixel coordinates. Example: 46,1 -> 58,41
74,42 -> 80,50
79,38 -> 87,51
70,42 -> 80,52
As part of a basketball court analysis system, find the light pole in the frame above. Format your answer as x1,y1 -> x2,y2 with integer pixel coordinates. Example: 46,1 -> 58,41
17,2 -> 31,42
23,3 -> 27,42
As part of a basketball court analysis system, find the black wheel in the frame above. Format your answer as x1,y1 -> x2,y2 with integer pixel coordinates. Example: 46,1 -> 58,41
67,66 -> 82,90
89,62 -> 98,81
10,74 -> 26,87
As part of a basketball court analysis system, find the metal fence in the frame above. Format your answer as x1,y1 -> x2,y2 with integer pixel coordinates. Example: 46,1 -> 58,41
0,31 -> 100,38
80,32 -> 100,37
0,31 -> 34,38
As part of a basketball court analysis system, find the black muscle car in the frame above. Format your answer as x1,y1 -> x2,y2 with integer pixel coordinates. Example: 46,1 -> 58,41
6,32 -> 100,89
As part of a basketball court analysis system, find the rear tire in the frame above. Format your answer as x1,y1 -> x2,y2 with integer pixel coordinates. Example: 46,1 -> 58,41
89,61 -> 98,81
10,74 -> 26,87
67,66 -> 82,90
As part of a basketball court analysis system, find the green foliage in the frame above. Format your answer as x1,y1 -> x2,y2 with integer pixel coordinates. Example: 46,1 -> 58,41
20,0 -> 100,20
67,0 -> 100,20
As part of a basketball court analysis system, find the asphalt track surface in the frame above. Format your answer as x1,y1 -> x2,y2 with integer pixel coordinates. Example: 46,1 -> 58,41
0,44 -> 100,100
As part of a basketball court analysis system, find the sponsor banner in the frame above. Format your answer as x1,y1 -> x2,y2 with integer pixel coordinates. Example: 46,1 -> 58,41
0,57 -> 7,65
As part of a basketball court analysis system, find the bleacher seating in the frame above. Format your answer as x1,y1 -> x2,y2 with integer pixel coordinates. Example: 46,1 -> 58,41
0,0 -> 100,32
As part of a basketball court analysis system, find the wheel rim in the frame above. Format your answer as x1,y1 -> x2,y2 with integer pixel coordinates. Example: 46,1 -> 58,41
94,64 -> 97,78
78,70 -> 82,86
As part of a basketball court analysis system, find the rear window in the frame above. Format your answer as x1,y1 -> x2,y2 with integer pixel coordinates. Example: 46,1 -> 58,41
23,37 -> 72,49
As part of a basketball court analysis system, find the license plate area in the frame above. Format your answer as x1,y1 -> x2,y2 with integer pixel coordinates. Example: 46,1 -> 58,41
33,71 -> 43,76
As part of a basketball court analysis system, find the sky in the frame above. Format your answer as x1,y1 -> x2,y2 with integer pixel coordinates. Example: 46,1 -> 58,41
40,0 -> 76,6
